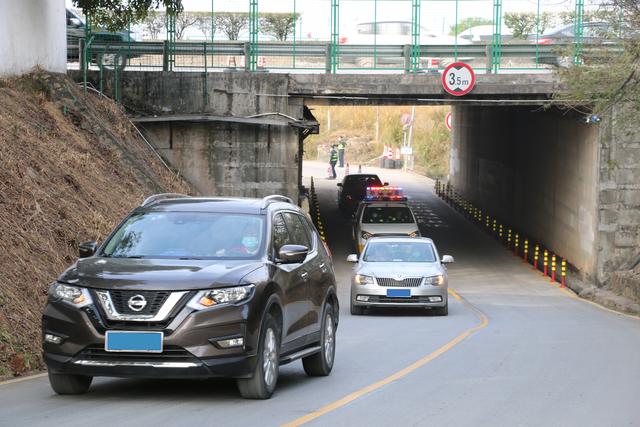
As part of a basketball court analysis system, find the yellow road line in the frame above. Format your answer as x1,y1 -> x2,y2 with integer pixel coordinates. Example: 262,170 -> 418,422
281,288 -> 488,427
0,372 -> 47,386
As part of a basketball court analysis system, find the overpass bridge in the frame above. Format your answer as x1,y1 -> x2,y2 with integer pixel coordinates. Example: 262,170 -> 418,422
78,68 -> 638,290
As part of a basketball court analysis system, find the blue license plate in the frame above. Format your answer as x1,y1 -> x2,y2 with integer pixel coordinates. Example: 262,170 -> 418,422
105,331 -> 163,353
386,289 -> 411,298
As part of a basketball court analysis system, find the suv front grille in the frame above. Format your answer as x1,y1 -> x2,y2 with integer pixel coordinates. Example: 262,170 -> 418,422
78,345 -> 196,363
109,290 -> 170,316
376,277 -> 423,287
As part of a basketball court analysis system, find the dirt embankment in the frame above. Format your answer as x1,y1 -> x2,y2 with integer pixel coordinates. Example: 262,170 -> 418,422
0,70 -> 192,377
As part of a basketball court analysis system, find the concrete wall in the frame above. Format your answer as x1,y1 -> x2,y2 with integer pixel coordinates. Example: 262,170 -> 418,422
99,71 -> 303,200
0,0 -> 67,76
450,105 -> 599,280
596,108 -> 640,284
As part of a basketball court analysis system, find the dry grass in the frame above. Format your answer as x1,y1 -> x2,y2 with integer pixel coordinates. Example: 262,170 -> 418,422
0,70 -> 191,377
305,105 -> 451,178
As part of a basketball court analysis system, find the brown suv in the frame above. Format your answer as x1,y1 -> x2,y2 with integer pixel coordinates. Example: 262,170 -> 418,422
42,194 -> 338,399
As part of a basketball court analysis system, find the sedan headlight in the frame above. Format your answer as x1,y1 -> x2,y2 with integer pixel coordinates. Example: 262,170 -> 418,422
50,282 -> 93,307
188,285 -> 255,310
425,275 -> 445,286
354,274 -> 375,285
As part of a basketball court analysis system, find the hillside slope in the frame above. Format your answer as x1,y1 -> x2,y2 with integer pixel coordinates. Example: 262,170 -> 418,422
0,70 -> 192,377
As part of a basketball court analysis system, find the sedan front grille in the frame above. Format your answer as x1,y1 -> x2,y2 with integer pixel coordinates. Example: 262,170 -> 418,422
376,277 -> 423,287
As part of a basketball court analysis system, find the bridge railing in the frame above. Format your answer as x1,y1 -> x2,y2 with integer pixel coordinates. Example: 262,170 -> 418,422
76,39 -> 617,75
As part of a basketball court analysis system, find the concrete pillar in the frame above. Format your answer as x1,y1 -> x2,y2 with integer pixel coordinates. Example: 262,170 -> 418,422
0,0 -> 67,76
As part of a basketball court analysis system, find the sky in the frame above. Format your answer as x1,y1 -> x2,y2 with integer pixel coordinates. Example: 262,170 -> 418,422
66,0 -> 604,40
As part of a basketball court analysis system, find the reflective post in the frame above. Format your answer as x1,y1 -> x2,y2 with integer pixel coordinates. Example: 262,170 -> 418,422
561,259 -> 567,287
507,228 -> 512,248
551,255 -> 557,282
534,244 -> 539,270
514,233 -> 519,256
523,238 -> 529,263
543,249 -> 549,276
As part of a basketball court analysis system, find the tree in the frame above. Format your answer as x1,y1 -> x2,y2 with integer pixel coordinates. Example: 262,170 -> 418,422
215,13 -> 249,40
260,13 -> 299,41
72,0 -> 182,31
175,11 -> 199,40
504,12 -> 537,39
196,13 -> 216,40
143,10 -> 165,40
558,0 -> 640,118
449,17 -> 492,36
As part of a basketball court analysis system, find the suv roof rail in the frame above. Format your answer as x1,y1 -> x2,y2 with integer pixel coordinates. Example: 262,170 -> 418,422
141,193 -> 191,207
260,195 -> 294,209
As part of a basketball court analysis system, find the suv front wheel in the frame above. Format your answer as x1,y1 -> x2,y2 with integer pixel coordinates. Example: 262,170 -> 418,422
48,371 -> 92,395
237,314 -> 280,399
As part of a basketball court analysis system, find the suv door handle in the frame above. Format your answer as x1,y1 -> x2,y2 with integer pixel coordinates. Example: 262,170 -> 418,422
319,262 -> 327,272
300,271 -> 309,280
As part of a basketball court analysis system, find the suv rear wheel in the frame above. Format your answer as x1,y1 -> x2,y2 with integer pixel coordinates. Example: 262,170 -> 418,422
303,303 -> 336,376
48,371 -> 92,395
237,314 -> 280,399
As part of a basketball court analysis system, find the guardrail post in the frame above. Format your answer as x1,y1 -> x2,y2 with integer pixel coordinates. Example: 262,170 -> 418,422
79,38 -> 85,73
163,40 -> 169,72
325,43 -> 332,74
485,44 -> 493,74
243,42 -> 251,71
403,44 -> 411,74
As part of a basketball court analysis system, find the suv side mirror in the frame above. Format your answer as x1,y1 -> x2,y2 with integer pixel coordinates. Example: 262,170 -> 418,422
278,245 -> 308,264
346,254 -> 358,263
79,241 -> 98,258
441,255 -> 454,264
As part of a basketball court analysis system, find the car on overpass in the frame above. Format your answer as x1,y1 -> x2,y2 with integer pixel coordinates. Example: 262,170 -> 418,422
67,8 -> 139,69
337,173 -> 386,217
347,236 -> 453,315
351,186 -> 420,253
42,193 -> 338,399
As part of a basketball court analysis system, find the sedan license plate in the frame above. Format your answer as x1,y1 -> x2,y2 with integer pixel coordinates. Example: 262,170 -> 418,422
386,288 -> 411,298
105,331 -> 163,353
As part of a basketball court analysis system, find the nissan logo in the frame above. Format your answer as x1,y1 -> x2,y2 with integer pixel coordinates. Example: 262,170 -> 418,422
127,294 -> 147,312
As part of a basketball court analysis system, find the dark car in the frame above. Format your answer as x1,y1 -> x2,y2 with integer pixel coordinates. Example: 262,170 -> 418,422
43,194 -> 339,399
67,8 -> 137,69
337,174 -> 385,216
528,22 -> 619,66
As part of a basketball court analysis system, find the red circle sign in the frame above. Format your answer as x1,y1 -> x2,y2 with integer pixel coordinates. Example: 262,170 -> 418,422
445,112 -> 452,130
442,62 -> 476,96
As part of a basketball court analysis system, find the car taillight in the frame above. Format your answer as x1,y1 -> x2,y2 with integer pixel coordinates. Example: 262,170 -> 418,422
537,38 -> 552,45
339,36 -> 348,44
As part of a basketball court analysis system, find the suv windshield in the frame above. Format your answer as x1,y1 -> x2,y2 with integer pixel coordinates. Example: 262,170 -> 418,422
364,242 -> 436,262
362,206 -> 414,224
102,212 -> 265,259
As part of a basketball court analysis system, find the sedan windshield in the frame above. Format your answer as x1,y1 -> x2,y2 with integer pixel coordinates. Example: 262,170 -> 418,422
363,241 -> 436,262
102,212 -> 265,259
362,206 -> 414,224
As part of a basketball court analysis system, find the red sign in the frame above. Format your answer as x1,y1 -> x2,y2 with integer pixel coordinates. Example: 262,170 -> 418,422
445,112 -> 452,130
442,62 -> 476,96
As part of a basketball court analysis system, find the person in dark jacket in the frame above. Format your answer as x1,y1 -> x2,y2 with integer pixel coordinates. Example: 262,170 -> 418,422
329,144 -> 338,179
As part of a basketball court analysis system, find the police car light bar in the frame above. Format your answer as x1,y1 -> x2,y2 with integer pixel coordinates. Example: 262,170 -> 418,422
365,186 -> 407,201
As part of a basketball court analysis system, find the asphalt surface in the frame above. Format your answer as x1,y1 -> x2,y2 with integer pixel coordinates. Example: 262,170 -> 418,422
1,161 -> 639,427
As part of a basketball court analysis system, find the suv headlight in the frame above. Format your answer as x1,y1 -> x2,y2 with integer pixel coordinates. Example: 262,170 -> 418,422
188,285 -> 255,310
425,275 -> 445,286
354,274 -> 375,285
50,282 -> 93,307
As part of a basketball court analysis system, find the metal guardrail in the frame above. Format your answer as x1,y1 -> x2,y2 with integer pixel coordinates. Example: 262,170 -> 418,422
71,39 -> 618,74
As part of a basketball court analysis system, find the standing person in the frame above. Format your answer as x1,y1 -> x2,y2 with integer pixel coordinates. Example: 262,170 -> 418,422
337,137 -> 346,168
329,144 -> 338,179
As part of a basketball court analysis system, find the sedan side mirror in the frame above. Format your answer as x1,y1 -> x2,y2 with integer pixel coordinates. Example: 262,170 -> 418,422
79,241 -> 98,258
337,183 -> 343,187
346,254 -> 358,263
441,255 -> 454,264
278,244 -> 308,264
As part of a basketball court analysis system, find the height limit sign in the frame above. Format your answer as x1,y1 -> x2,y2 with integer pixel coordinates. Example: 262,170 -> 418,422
442,62 -> 476,97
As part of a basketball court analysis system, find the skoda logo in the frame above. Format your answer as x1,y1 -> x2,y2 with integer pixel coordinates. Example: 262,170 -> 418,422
394,275 -> 405,281
127,295 -> 147,312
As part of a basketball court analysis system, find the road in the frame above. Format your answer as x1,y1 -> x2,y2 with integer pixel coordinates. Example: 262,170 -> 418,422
1,161 -> 640,427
